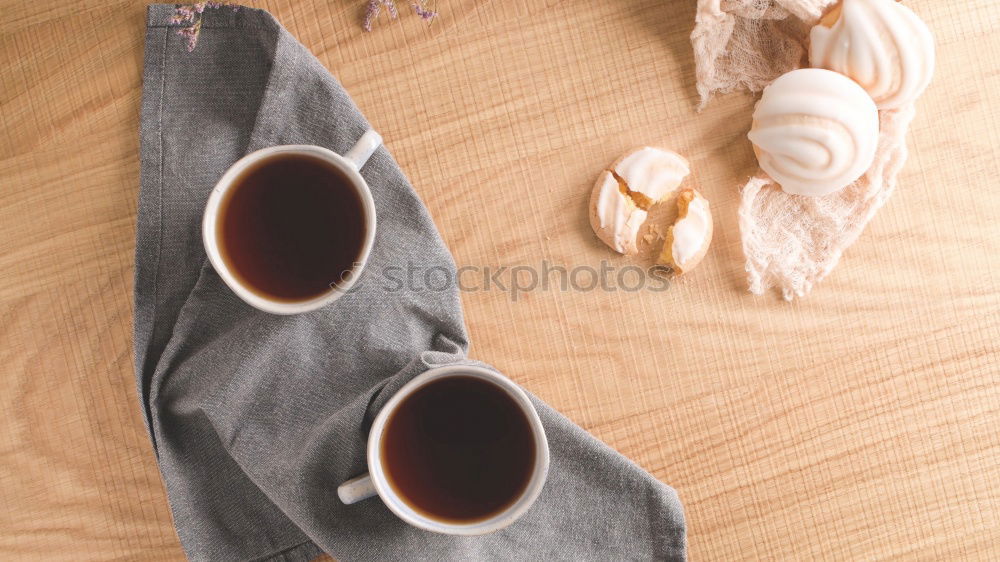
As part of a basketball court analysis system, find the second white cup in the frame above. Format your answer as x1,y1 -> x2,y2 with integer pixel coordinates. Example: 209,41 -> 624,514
338,365 -> 550,535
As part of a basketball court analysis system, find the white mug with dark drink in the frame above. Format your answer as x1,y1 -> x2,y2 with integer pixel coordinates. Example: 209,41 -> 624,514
338,365 -> 550,535
202,130 -> 382,315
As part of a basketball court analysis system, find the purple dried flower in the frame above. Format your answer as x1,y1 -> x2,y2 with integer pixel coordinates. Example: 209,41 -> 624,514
173,5 -> 195,23
172,1 -> 238,51
364,0 -> 435,31
364,0 -> 401,32
363,1 -> 379,32
411,2 -> 436,21
178,19 -> 202,52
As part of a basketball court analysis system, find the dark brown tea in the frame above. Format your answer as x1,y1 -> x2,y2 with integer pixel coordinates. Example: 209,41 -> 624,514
381,376 -> 536,523
217,153 -> 366,302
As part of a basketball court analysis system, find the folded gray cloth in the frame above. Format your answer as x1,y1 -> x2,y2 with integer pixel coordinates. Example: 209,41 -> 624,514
134,5 -> 685,560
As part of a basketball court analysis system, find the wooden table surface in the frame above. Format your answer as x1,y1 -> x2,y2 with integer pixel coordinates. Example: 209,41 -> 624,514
3,0 -> 999,559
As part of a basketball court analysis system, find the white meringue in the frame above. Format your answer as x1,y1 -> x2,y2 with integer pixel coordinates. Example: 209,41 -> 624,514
810,0 -> 935,110
748,68 -> 879,197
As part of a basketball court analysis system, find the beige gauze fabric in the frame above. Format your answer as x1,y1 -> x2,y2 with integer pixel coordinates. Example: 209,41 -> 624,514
691,0 -> 917,300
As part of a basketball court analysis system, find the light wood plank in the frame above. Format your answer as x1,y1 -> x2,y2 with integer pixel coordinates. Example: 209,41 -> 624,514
1,1 -> 998,559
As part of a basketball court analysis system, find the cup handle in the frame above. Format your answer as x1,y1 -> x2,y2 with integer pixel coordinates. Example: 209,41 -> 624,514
338,472 -> 377,504
343,129 -> 383,171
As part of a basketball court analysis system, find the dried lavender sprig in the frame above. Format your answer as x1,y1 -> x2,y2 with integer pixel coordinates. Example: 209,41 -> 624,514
411,2 -> 436,21
364,0 -> 401,32
364,0 -> 436,31
363,0 -> 381,32
178,19 -> 202,52
172,1 -> 239,52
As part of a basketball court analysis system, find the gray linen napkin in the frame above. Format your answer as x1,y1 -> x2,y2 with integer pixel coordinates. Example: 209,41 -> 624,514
134,5 -> 685,560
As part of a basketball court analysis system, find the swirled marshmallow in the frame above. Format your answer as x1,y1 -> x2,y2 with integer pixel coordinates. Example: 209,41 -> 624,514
748,68 -> 879,197
810,0 -> 935,110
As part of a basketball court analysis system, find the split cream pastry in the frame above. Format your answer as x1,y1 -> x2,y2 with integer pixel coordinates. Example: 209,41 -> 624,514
748,68 -> 879,197
657,189 -> 713,275
810,0 -> 935,110
590,147 -> 689,254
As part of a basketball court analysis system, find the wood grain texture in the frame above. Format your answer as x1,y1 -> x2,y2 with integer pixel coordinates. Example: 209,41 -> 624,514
2,0 -> 998,559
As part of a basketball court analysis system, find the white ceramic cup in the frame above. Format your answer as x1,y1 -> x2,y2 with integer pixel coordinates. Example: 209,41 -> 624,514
338,365 -> 550,535
202,130 -> 382,315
